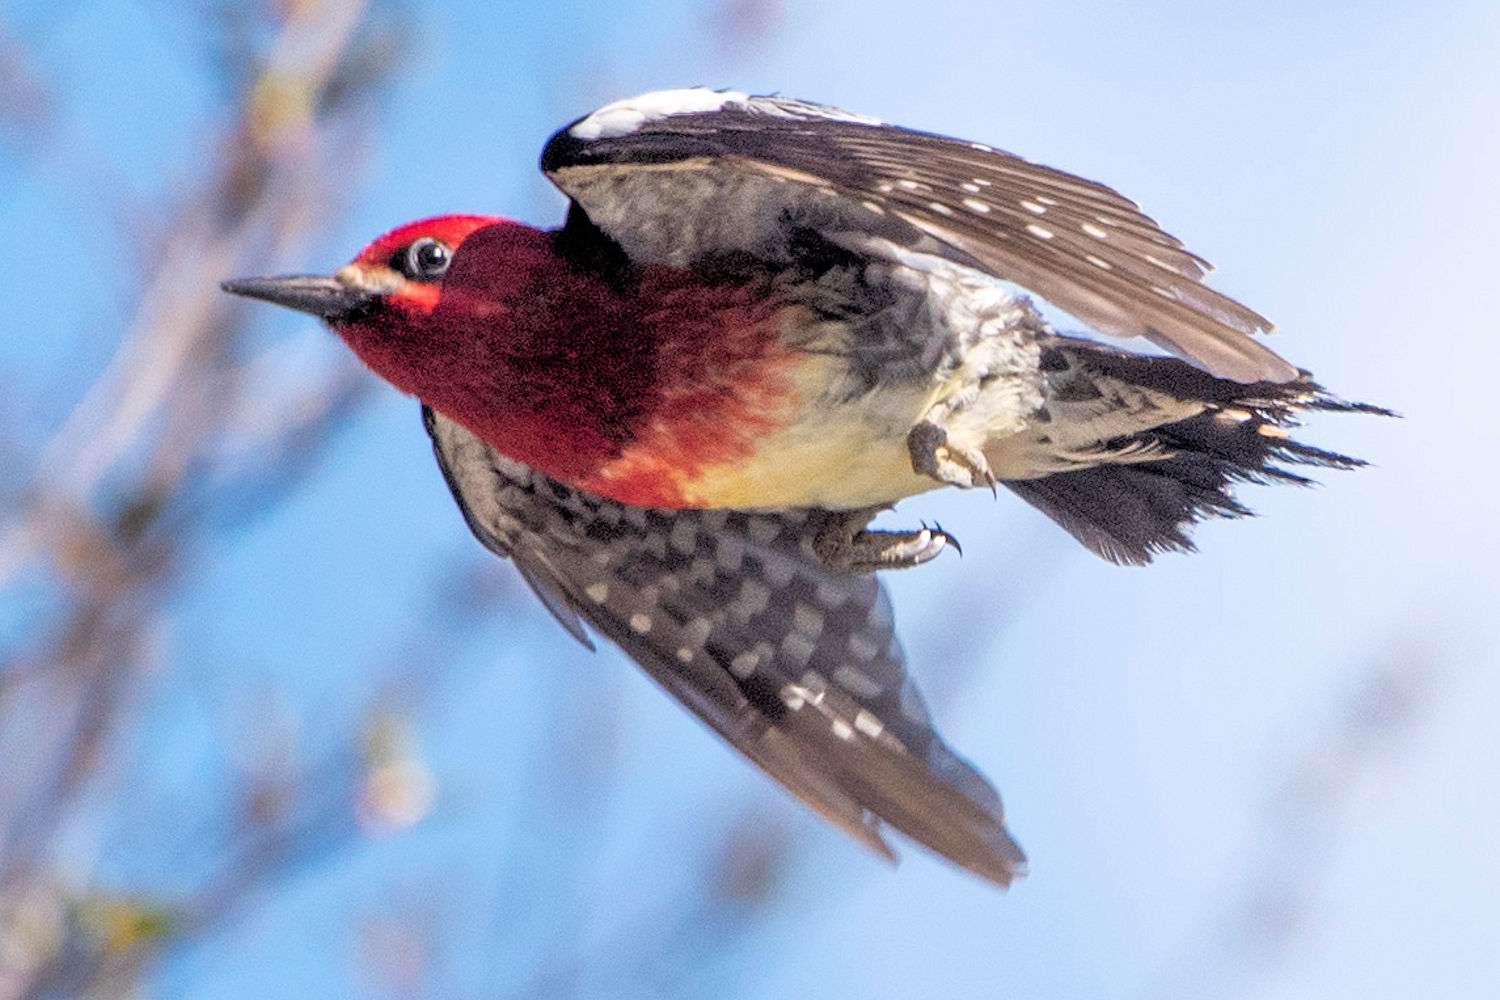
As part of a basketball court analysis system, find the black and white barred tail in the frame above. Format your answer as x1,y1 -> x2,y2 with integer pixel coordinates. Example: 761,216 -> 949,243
1005,338 -> 1392,566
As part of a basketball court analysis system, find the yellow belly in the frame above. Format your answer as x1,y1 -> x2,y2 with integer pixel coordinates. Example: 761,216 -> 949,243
680,413 -> 936,509
581,343 -> 1036,511
672,353 -> 941,510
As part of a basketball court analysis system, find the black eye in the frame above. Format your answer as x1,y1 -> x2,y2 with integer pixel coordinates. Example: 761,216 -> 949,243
400,237 -> 452,280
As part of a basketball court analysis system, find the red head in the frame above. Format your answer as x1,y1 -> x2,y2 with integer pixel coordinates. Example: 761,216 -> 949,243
323,214 -> 559,395
221,213 -> 658,484
222,213 -> 799,505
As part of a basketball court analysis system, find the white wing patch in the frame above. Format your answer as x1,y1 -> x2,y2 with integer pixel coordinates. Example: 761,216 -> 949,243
569,87 -> 752,140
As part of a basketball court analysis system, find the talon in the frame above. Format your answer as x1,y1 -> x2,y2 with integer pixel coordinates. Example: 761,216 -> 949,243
813,509 -> 955,573
932,521 -> 962,557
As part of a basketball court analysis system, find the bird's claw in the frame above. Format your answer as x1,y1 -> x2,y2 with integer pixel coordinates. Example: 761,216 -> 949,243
816,511 -> 960,573
927,520 -> 962,557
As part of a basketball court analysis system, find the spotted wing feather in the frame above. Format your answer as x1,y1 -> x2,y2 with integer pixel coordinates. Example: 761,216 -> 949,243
543,88 -> 1294,384
425,407 -> 1024,885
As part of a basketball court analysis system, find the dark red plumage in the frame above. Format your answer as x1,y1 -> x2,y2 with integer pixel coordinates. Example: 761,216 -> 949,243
331,216 -> 801,502
573,272 -> 800,506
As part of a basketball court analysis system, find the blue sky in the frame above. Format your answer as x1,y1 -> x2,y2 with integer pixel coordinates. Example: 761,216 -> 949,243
4,1 -> 1499,996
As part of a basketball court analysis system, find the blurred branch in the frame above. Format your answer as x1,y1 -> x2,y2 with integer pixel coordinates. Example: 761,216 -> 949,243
2,3 -> 957,998
0,2 -> 421,997
0,25 -> 54,148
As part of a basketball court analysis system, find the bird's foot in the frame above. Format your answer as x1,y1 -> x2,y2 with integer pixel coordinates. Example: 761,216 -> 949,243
908,421 -> 997,495
813,508 -> 959,573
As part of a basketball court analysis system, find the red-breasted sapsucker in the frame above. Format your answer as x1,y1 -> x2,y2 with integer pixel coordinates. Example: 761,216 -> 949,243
224,89 -> 1386,886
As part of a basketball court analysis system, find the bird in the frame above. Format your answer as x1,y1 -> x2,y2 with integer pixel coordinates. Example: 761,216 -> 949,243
222,87 -> 1386,886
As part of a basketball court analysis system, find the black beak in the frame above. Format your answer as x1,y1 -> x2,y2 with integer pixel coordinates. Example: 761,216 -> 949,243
220,274 -> 375,320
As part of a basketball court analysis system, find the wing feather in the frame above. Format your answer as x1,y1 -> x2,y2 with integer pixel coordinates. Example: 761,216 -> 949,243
425,407 -> 1025,885
542,88 -> 1295,383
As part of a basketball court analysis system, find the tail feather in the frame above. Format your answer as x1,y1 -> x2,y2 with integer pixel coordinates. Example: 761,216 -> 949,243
1007,340 -> 1391,565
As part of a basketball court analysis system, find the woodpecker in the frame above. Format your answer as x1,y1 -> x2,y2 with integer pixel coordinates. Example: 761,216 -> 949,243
223,88 -> 1386,886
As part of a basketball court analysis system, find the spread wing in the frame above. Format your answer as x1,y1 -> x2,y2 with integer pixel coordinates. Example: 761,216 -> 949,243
425,407 -> 1025,885
541,87 -> 1295,384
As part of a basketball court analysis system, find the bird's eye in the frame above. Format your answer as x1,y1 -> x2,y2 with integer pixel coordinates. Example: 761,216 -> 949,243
400,237 -> 452,281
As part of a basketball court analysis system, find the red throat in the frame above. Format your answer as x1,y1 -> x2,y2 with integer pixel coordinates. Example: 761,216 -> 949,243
332,218 -> 800,504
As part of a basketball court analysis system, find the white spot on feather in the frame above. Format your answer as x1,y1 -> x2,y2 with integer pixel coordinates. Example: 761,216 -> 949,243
759,552 -> 796,588
1081,222 -> 1109,239
793,603 -> 825,638
732,578 -> 771,621
669,519 -> 697,555
1026,224 -> 1055,240
682,617 -> 713,646
814,579 -> 851,607
846,634 -> 880,662
834,664 -> 881,697
779,679 -> 823,712
628,612 -> 653,634
780,632 -> 816,669
963,198 -> 991,214
715,533 -> 745,571
1020,199 -> 1047,215
731,642 -> 773,679
729,651 -> 759,679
